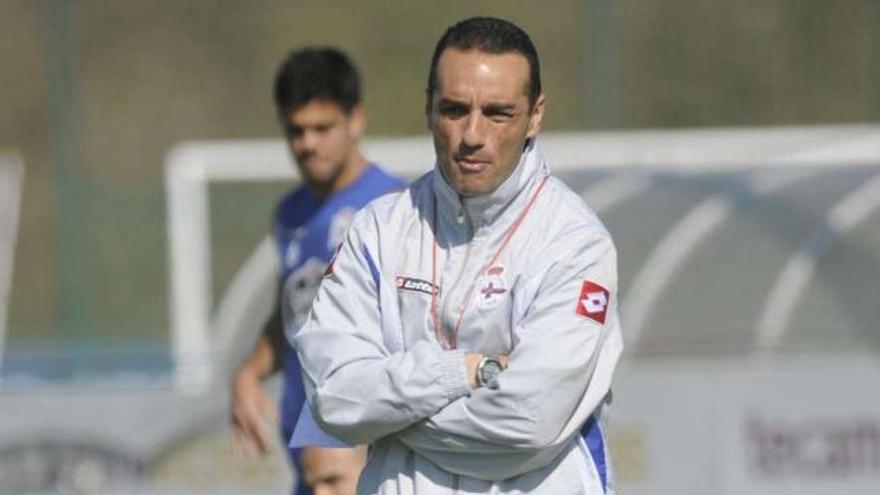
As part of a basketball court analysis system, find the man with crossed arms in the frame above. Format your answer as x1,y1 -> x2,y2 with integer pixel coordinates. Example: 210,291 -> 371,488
293,17 -> 623,494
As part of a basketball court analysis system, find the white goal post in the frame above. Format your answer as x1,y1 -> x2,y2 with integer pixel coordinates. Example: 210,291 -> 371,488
0,152 -> 25,374
165,125 -> 880,393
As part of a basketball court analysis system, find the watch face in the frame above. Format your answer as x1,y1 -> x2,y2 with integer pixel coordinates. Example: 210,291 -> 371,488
479,358 -> 504,385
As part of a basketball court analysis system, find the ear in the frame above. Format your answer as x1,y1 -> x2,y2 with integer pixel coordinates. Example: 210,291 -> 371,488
425,93 -> 435,133
526,94 -> 546,139
348,105 -> 366,138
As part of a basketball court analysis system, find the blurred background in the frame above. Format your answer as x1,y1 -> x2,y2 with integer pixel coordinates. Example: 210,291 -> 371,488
2,0 -> 880,494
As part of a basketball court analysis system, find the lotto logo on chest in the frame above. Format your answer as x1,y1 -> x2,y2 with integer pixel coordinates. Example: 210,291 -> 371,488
396,276 -> 438,296
474,265 -> 508,309
576,280 -> 610,324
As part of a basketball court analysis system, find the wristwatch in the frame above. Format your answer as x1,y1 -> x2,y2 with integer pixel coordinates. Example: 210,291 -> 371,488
476,356 -> 505,388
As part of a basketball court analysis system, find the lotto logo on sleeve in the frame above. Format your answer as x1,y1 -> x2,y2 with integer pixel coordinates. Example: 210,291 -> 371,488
576,280 -> 610,324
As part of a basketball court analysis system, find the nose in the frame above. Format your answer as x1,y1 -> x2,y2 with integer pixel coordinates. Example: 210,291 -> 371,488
461,111 -> 486,149
300,128 -> 320,150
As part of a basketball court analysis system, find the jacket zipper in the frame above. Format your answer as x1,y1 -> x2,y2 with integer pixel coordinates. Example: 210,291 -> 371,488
438,198 -> 476,346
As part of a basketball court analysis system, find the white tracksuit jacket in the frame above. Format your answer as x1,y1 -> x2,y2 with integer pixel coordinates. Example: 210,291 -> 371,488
294,139 -> 624,494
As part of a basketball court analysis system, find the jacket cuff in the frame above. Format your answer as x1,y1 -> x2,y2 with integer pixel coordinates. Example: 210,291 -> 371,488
438,348 -> 471,400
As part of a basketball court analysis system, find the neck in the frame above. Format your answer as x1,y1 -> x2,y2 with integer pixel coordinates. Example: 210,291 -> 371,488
310,153 -> 369,198
433,138 -> 543,230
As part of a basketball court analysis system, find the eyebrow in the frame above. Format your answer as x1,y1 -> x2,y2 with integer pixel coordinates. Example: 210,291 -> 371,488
436,97 -> 467,107
436,97 -> 518,111
484,102 -> 517,112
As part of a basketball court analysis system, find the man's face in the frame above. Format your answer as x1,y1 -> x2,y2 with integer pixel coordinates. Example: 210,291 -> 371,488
428,48 -> 545,197
284,99 -> 364,187
300,446 -> 367,495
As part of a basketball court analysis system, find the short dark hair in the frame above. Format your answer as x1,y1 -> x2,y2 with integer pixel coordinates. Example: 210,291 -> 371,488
426,17 -> 541,109
273,47 -> 361,117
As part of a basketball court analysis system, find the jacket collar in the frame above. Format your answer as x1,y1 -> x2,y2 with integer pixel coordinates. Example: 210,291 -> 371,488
432,138 -> 547,231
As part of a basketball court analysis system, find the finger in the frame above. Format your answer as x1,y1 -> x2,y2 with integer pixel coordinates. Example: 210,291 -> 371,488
232,427 -> 256,459
250,419 -> 272,454
234,406 -> 270,459
231,385 -> 275,456
239,410 -> 271,456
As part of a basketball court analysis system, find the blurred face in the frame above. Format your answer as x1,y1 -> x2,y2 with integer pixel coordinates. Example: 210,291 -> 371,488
300,446 -> 367,495
283,99 -> 365,188
428,48 -> 545,197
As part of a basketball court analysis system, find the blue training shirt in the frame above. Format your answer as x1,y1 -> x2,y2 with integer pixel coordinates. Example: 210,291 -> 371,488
273,163 -> 404,494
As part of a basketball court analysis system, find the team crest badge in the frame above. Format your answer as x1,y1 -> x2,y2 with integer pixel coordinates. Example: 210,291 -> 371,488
474,265 -> 507,309
284,258 -> 328,330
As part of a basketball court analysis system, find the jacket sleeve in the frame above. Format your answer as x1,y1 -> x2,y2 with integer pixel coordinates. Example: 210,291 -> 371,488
395,229 -> 624,479
292,209 -> 472,445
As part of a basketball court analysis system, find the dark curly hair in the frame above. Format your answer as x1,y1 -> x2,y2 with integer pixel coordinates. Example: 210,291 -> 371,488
273,47 -> 361,118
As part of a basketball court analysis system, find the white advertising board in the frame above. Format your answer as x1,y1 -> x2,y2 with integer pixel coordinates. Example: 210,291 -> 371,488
611,356 -> 880,495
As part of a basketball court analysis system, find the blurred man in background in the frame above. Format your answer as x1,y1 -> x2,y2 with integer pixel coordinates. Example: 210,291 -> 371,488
293,17 -> 622,494
230,47 -> 404,495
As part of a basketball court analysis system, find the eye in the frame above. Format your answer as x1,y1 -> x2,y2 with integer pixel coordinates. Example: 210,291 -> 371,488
437,101 -> 468,119
286,124 -> 304,138
485,106 -> 515,122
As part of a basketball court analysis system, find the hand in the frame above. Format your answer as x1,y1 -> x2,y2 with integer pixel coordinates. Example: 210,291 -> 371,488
465,353 -> 509,389
230,366 -> 278,458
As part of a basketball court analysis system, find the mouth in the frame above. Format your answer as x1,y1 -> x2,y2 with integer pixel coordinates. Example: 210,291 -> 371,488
454,156 -> 490,173
297,154 -> 321,168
